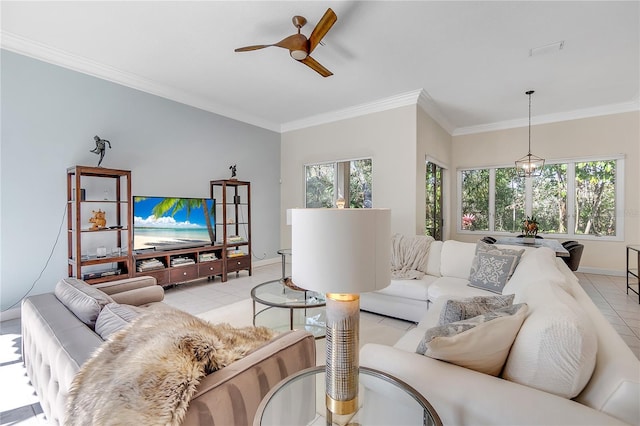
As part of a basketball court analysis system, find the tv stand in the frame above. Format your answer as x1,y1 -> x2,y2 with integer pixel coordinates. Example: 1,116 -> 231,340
133,245 -> 224,286
152,242 -> 211,251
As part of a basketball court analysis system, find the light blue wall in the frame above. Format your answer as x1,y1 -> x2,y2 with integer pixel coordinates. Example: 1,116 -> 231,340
1,50 -> 281,312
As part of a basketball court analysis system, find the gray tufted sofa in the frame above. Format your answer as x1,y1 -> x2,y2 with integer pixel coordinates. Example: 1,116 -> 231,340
21,276 -> 316,425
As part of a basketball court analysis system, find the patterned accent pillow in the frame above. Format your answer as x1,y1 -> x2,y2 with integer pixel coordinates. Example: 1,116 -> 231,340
416,303 -> 528,376
475,240 -> 525,257
468,252 -> 522,294
474,240 -> 524,271
95,303 -> 142,340
438,294 -> 515,325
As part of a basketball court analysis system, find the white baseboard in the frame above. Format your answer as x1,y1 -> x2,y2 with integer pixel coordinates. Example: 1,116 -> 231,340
253,257 -> 280,268
0,307 -> 21,322
577,267 -> 626,277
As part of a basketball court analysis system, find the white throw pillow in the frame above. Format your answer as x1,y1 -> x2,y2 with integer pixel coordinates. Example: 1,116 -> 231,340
424,240 -> 443,277
440,240 -> 477,279
416,303 -> 528,376
502,279 -> 597,398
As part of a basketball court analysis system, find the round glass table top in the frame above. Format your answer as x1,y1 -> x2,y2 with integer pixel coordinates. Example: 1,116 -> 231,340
254,366 -> 442,426
251,279 -> 326,338
251,279 -> 325,309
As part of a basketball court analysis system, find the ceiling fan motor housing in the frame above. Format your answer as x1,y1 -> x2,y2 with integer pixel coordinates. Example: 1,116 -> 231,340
292,15 -> 307,29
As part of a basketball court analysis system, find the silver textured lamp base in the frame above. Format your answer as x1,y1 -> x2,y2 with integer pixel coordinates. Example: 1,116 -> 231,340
325,294 -> 360,415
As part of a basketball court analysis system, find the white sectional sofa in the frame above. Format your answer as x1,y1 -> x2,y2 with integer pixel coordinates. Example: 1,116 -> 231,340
360,239 -> 640,425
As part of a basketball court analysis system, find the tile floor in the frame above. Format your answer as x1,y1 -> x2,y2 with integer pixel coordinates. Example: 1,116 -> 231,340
1,263 -> 639,424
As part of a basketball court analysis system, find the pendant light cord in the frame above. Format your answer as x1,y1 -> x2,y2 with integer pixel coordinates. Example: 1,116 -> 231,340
527,90 -> 534,156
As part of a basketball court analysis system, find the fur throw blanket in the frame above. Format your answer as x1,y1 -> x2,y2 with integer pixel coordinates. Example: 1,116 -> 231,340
391,233 -> 434,280
66,309 -> 276,426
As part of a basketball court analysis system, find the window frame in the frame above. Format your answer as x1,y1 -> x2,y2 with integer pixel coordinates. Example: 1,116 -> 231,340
304,157 -> 373,209
457,154 -> 625,242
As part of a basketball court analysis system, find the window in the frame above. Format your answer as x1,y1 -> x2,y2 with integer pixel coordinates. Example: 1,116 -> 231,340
532,163 -> 568,234
574,160 -> 617,236
494,167 -> 525,232
425,161 -> 444,240
460,169 -> 489,230
305,158 -> 372,208
458,156 -> 623,239
348,159 -> 373,208
305,163 -> 335,208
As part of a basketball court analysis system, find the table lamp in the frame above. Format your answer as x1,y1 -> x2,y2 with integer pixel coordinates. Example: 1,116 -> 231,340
291,208 -> 391,417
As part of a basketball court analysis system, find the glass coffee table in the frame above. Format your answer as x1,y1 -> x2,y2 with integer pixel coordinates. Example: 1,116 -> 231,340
254,366 -> 442,426
251,279 -> 326,339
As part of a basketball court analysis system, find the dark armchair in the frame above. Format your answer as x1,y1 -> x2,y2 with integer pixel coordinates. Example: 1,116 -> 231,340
562,240 -> 579,249
562,242 -> 584,271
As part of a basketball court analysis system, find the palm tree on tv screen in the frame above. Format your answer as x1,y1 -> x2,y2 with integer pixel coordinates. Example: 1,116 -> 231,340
145,197 -> 215,243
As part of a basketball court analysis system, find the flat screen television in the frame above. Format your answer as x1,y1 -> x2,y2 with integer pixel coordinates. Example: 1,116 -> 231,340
133,196 -> 216,251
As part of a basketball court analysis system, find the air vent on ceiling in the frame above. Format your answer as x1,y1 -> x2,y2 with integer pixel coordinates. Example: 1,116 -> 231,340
529,40 -> 565,57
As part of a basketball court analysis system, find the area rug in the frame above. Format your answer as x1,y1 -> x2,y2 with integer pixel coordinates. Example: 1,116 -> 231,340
197,299 -> 413,365
196,298 -> 256,327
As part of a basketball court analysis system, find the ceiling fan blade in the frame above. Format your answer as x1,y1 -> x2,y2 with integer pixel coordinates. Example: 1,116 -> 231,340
234,45 -> 272,52
300,56 -> 333,77
308,8 -> 337,53
274,34 -> 308,51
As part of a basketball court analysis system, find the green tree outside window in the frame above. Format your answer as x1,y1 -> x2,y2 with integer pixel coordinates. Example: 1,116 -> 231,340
461,169 -> 489,230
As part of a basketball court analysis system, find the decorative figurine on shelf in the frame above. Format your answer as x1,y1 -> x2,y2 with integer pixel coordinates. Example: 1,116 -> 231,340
229,164 -> 237,180
89,209 -> 107,230
90,135 -> 111,167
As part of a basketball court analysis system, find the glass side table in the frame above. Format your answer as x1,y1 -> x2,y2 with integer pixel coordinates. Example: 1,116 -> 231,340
251,279 -> 326,339
277,248 -> 292,280
254,366 -> 442,426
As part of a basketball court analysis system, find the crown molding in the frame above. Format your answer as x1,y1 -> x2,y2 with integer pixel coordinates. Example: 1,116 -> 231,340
4,31 -> 637,137
1,31 -> 281,132
416,90 -> 455,134
280,89 -> 423,132
452,99 -> 640,136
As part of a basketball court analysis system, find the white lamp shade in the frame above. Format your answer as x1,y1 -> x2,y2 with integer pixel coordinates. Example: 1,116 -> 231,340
291,208 -> 391,294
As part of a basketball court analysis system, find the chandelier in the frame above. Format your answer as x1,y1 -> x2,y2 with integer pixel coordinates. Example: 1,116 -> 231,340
515,90 -> 545,177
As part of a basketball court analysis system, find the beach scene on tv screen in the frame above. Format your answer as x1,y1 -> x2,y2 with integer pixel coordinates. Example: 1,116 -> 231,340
133,197 -> 215,250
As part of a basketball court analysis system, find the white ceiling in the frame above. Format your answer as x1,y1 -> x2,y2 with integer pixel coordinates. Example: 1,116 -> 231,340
2,1 -> 639,134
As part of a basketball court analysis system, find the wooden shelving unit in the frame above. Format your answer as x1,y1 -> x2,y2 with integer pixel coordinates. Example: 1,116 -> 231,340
67,166 -> 132,284
210,179 -> 252,282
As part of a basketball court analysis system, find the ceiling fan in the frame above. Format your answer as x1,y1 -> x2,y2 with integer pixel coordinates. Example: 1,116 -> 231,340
234,8 -> 337,77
